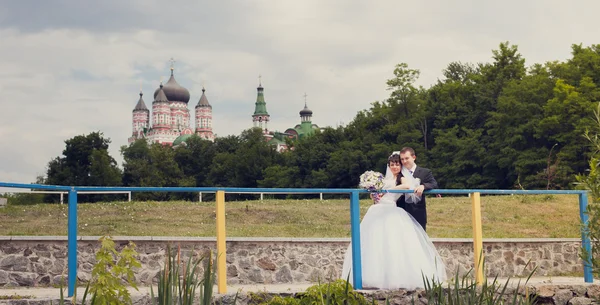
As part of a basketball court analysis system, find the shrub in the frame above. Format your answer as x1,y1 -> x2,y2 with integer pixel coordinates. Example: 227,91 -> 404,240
150,245 -> 217,305
250,279 -> 367,305
419,266 -> 536,305
576,102 -> 600,276
88,236 -> 141,304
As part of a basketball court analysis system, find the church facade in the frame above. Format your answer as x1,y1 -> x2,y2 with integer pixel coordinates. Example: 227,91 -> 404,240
127,67 -> 214,146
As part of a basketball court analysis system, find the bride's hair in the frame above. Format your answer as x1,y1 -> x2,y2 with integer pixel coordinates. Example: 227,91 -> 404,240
388,152 -> 400,164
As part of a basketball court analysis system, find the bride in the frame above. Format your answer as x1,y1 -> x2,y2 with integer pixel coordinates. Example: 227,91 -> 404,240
341,152 -> 447,290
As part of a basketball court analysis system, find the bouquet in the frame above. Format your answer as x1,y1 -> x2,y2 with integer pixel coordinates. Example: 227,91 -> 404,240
359,171 -> 384,203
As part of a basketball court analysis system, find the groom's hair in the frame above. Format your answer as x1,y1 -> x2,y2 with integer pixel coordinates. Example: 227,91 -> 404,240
400,147 -> 416,156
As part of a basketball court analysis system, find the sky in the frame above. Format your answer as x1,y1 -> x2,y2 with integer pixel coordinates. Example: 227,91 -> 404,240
1,0 -> 600,186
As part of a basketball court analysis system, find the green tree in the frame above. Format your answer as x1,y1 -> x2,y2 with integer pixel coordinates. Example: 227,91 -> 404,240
121,139 -> 151,187
290,128 -> 343,188
233,128 -> 282,188
537,79 -> 596,182
486,65 -> 555,189
258,165 -> 300,188
576,102 -> 600,277
428,126 -> 493,188
45,132 -> 121,202
325,146 -> 369,188
121,140 -> 192,200
173,135 -> 217,187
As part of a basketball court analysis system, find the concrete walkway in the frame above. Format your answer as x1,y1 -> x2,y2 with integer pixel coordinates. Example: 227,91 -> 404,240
0,277 -> 599,301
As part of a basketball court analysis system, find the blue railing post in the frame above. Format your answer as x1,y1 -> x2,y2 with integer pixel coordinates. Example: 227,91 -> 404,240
579,191 -> 594,283
67,188 -> 78,297
349,191 -> 362,289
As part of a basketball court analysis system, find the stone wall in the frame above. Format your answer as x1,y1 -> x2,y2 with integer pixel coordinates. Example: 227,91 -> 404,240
0,237 -> 585,287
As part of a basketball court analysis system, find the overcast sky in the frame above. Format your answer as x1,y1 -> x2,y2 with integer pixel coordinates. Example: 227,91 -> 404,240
1,0 -> 599,186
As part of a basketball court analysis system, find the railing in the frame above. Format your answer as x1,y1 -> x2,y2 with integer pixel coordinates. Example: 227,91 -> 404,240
7,189 -> 132,204
198,191 -> 324,202
0,182 -> 593,297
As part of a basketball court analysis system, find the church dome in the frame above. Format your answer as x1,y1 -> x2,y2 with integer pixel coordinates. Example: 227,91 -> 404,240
300,104 -> 313,116
133,92 -> 149,112
154,69 -> 190,103
196,88 -> 211,108
173,134 -> 193,146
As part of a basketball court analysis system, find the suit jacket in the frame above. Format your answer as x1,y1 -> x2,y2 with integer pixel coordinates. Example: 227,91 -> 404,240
396,166 -> 438,231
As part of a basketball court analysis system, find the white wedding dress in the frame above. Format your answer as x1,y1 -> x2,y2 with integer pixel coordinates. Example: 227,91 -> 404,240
341,178 -> 447,290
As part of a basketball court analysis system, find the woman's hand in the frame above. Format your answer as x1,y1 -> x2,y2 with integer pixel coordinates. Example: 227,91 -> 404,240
370,193 -> 383,204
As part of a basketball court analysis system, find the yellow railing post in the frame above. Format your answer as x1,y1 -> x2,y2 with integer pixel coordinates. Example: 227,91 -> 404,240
471,192 -> 484,285
216,190 -> 227,293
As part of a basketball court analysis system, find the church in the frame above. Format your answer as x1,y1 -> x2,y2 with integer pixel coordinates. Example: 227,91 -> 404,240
251,80 -> 322,152
128,67 -> 321,149
127,66 -> 213,146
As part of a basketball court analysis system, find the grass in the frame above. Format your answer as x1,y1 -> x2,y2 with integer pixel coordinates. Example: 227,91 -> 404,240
0,194 -> 582,238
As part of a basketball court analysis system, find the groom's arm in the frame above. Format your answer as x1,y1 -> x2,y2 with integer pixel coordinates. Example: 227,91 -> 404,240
421,169 -> 438,191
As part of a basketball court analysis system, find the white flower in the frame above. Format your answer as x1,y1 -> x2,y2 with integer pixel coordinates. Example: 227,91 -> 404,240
359,170 -> 384,191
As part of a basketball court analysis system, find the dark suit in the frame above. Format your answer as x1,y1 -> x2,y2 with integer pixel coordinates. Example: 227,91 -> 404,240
396,166 -> 438,231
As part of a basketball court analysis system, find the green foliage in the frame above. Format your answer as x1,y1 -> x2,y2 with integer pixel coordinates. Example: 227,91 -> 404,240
53,236 -> 142,305
150,245 -> 217,305
88,236 -> 141,305
419,267 -> 537,305
577,156 -> 600,275
258,165 -> 300,188
174,135 -> 217,188
45,132 -> 122,202
300,279 -> 367,305
576,102 -> 600,276
250,280 -> 368,305
252,271 -> 537,305
2,192 -> 45,205
121,140 -> 194,201
46,132 -> 121,187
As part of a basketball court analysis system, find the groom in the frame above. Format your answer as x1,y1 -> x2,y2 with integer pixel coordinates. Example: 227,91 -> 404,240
395,147 -> 438,231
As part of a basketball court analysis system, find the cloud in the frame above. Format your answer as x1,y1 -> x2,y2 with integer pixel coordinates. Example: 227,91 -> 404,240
1,0 -> 600,185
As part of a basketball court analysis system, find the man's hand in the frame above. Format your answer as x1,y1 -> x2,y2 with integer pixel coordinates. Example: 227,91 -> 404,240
415,185 -> 425,197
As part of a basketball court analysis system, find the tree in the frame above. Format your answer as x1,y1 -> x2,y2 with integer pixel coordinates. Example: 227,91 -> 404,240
45,132 -> 121,202
537,79 -> 596,179
576,102 -> 600,276
428,126 -> 493,188
233,128 -> 282,188
485,66 -> 555,189
385,63 -> 430,151
173,135 -> 216,187
121,139 -> 151,188
121,140 -> 193,201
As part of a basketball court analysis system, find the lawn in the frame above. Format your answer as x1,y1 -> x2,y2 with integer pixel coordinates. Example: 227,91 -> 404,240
0,194 -> 583,238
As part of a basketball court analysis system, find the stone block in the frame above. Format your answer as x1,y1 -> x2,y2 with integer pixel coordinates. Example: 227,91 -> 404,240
553,289 -> 574,305
568,297 -> 592,305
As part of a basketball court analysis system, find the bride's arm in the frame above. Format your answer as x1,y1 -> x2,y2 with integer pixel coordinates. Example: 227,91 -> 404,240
391,177 -> 411,190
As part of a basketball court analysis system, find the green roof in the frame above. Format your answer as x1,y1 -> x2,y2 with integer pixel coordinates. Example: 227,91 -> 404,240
173,134 -> 193,146
253,86 -> 269,115
267,137 -> 286,145
295,122 -> 317,138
